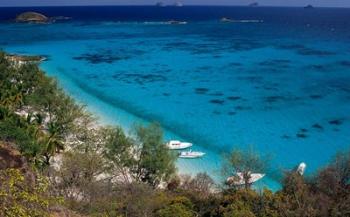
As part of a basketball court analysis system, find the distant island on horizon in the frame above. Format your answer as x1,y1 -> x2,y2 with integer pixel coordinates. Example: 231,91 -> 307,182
155,1 -> 183,7
248,2 -> 259,7
0,4 -> 349,9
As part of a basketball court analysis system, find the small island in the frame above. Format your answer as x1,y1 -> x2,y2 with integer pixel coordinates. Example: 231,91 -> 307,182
220,17 -> 234,23
174,1 -> 184,7
304,4 -> 314,9
15,11 -> 49,23
249,2 -> 259,7
155,2 -> 166,7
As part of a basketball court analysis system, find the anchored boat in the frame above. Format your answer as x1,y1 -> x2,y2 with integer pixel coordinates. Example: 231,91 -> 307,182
226,172 -> 265,185
296,162 -> 306,175
166,140 -> 192,150
179,150 -> 205,159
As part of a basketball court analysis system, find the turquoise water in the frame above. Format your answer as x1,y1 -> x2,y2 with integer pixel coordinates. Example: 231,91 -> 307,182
1,6 -> 350,189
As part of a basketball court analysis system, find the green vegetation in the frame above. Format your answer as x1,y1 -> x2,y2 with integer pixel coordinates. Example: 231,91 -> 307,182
0,51 -> 350,216
0,51 -> 84,167
0,169 -> 58,217
132,123 -> 177,187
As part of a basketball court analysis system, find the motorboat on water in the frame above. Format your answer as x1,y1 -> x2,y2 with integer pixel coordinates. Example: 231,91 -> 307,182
295,162 -> 306,175
226,172 -> 265,185
179,150 -> 205,159
166,140 -> 193,150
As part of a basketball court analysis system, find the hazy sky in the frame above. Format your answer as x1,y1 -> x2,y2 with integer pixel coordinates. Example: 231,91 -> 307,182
1,0 -> 350,7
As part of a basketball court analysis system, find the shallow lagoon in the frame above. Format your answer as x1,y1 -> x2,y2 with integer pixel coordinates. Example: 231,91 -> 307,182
1,6 -> 350,189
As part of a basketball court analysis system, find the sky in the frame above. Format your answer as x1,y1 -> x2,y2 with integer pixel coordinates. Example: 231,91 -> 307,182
0,0 -> 350,7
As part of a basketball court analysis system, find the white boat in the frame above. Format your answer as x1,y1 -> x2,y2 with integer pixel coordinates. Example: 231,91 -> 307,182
226,172 -> 265,185
179,150 -> 205,159
166,140 -> 192,150
296,162 -> 306,175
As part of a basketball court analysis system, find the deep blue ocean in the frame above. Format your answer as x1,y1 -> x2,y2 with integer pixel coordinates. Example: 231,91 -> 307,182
1,6 -> 350,189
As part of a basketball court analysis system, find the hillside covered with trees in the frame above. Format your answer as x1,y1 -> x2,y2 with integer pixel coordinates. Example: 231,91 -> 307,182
0,51 -> 350,216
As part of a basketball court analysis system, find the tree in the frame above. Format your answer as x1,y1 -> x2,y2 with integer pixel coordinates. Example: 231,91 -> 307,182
329,150 -> 350,188
314,150 -> 350,215
41,122 -> 65,165
120,183 -> 165,217
223,147 -> 269,190
179,173 -> 215,199
155,203 -> 196,217
224,209 -> 256,217
278,172 -> 318,217
176,173 -> 218,216
49,150 -> 107,209
47,124 -> 116,215
155,196 -> 196,217
132,122 -> 176,188
104,126 -> 135,184
0,52 -> 82,168
214,189 -> 259,217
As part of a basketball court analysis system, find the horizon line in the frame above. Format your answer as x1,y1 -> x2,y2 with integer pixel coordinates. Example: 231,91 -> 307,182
0,4 -> 349,9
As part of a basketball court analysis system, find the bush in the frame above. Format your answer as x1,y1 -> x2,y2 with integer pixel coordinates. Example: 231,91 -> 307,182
0,169 -> 58,217
155,196 -> 196,217
155,203 -> 196,217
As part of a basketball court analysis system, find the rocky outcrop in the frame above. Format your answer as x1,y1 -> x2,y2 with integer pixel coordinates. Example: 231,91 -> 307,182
0,142 -> 27,170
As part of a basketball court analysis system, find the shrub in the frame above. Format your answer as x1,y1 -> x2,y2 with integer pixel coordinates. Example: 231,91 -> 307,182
0,169 -> 59,217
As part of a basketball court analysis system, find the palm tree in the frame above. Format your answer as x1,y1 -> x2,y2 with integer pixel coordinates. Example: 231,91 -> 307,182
0,88 -> 23,111
26,112 -> 45,139
41,122 -> 64,165
34,113 -> 43,125
12,92 -> 23,107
